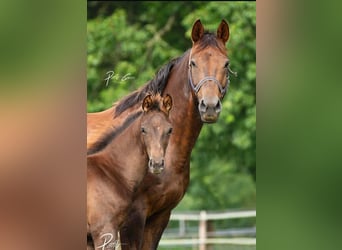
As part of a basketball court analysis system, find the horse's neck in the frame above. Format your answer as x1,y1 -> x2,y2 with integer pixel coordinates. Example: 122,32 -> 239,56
91,117 -> 148,192
165,56 -> 203,169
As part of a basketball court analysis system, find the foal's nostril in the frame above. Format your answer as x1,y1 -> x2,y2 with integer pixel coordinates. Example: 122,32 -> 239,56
149,159 -> 164,168
199,99 -> 207,112
155,159 -> 164,168
148,158 -> 165,174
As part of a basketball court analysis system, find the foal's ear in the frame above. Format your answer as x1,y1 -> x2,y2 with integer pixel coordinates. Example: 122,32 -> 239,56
142,95 -> 153,112
163,94 -> 173,113
191,19 -> 204,43
217,19 -> 230,44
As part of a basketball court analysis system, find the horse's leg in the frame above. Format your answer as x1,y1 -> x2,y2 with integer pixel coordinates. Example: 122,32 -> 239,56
140,209 -> 171,250
120,209 -> 146,250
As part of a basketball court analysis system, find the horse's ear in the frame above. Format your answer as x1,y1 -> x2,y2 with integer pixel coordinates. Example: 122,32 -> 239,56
217,19 -> 230,44
142,95 -> 153,112
191,19 -> 204,43
163,94 -> 173,113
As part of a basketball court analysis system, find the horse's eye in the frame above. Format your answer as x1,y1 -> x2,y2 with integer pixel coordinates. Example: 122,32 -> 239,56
141,127 -> 146,134
190,60 -> 196,67
167,127 -> 173,135
224,61 -> 230,68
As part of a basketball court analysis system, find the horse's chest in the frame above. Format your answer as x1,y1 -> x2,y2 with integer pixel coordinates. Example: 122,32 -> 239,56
153,174 -> 188,210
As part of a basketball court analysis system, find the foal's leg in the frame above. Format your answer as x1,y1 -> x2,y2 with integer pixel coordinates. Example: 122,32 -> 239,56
87,242 -> 95,250
87,233 -> 95,250
87,243 -> 95,250
140,209 -> 171,250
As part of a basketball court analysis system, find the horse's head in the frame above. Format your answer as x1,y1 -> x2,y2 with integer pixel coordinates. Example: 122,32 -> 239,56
140,94 -> 173,174
189,19 -> 236,123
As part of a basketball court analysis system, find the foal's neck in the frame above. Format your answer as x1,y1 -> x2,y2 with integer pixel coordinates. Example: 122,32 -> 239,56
95,115 -> 148,193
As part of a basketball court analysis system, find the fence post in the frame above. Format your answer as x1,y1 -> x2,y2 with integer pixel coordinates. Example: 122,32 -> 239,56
199,210 -> 207,250
179,219 -> 185,236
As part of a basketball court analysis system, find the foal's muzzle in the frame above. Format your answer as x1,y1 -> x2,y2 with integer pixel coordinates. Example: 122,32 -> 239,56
148,158 -> 165,174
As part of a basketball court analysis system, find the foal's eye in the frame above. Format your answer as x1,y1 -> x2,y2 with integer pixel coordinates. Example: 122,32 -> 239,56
167,127 -> 173,135
190,60 -> 196,67
224,61 -> 230,68
141,127 -> 146,134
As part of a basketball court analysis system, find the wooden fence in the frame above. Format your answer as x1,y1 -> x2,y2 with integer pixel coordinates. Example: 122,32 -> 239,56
159,209 -> 256,250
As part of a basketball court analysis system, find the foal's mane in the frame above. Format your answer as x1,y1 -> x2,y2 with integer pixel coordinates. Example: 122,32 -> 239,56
87,111 -> 142,155
114,56 -> 181,117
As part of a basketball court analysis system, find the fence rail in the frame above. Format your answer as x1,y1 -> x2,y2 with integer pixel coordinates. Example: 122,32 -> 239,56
159,209 -> 256,250
170,210 -> 256,221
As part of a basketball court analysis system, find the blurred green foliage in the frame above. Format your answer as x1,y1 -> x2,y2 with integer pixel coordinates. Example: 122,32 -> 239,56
87,2 -> 255,211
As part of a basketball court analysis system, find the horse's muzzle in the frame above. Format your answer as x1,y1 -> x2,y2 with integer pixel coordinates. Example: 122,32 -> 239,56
198,97 -> 222,123
148,158 -> 165,174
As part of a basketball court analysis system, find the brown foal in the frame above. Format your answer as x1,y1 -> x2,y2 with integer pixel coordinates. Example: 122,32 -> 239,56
87,94 -> 173,249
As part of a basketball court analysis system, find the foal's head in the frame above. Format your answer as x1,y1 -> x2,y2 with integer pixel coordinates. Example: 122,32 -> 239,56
140,94 -> 173,174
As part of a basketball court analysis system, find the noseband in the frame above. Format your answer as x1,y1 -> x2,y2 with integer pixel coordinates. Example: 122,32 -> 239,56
188,69 -> 227,97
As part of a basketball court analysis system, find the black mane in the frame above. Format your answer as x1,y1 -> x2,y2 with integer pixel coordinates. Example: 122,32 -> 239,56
114,56 -> 182,117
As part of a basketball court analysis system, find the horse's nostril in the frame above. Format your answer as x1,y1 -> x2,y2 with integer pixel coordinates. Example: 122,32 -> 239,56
199,99 -> 207,112
215,100 -> 222,113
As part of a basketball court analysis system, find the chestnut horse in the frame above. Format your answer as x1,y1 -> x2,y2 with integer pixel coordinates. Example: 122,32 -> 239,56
87,94 -> 173,249
87,19 -> 236,249
119,19 -> 236,249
